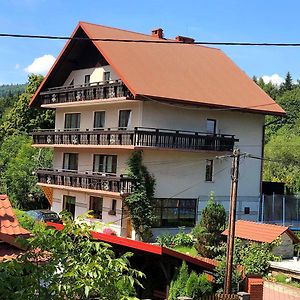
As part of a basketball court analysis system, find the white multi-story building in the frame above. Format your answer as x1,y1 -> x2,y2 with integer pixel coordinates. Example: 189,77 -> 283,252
30,22 -> 285,238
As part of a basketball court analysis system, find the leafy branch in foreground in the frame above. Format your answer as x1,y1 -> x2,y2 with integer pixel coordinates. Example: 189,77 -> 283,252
0,212 -> 143,300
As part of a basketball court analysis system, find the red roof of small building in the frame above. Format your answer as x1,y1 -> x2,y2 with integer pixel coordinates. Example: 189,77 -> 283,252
47,222 -> 217,271
30,21 -> 285,116
222,220 -> 299,244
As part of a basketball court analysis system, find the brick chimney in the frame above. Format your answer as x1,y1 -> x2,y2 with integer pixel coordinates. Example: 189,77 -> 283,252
151,28 -> 164,39
175,35 -> 195,44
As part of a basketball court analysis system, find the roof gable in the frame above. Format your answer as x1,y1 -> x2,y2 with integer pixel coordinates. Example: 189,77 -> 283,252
30,22 -> 285,116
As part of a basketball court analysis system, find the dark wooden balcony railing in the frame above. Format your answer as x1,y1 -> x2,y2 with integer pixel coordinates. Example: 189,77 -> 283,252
36,169 -> 134,194
38,80 -> 132,105
32,127 -> 238,152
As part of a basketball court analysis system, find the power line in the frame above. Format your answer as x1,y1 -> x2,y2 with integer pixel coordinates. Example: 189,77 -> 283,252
2,32 -> 300,47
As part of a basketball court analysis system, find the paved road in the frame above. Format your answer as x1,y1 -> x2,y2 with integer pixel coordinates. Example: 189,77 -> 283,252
264,281 -> 300,300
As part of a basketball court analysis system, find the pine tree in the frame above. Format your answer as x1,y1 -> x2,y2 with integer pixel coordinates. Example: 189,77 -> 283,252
192,192 -> 226,258
281,72 -> 293,91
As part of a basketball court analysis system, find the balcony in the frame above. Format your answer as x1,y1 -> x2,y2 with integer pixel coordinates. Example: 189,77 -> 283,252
32,127 -> 238,152
36,169 -> 134,196
38,80 -> 133,105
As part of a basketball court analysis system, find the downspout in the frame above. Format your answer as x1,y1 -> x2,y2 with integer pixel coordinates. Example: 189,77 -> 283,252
259,117 -> 283,221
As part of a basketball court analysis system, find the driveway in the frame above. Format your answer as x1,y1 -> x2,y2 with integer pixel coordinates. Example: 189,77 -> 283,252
264,281 -> 300,300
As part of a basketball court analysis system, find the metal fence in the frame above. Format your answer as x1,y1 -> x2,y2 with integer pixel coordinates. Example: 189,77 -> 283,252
261,194 -> 300,228
197,194 -> 300,228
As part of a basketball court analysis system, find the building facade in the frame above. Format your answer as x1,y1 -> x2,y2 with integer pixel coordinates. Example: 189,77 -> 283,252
30,22 -> 285,238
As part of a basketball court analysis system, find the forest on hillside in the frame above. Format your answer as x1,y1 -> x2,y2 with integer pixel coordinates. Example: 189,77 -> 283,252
0,73 -> 299,209
254,73 -> 300,193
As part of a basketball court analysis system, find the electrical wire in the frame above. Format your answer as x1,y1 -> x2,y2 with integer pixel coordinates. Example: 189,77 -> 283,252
2,32 -> 300,47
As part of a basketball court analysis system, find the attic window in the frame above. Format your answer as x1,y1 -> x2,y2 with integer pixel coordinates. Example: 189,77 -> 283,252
69,79 -> 74,86
84,75 -> 90,85
104,71 -> 111,81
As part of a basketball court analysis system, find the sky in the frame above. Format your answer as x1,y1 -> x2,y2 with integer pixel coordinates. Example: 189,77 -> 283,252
1,0 -> 300,85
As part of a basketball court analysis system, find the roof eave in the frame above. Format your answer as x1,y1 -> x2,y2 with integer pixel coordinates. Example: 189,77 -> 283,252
136,94 -> 286,116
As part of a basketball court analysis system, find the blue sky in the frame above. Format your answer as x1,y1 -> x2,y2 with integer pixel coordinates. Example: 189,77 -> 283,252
1,0 -> 300,85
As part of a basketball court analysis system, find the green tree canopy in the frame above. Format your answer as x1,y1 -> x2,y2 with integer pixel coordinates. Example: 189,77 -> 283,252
0,74 -> 54,140
0,213 -> 143,300
192,193 -> 226,258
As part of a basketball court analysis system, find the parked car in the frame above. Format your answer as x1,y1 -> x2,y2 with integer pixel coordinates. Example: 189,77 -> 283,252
26,209 -> 62,223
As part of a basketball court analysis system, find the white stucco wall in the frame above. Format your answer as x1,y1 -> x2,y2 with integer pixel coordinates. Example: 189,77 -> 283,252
52,188 -> 123,235
53,148 -> 131,174
50,92 -> 265,230
63,66 -> 119,86
54,101 -> 142,131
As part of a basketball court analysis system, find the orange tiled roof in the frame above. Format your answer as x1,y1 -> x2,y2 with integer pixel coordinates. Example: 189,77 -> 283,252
30,22 -> 285,116
0,195 -> 30,236
222,220 -> 299,244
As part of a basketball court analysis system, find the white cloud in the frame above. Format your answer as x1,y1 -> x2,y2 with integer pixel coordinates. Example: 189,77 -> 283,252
15,64 -> 20,69
261,74 -> 284,86
24,54 -> 55,75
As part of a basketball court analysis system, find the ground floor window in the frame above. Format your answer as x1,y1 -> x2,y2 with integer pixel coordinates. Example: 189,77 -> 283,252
152,199 -> 196,227
89,196 -> 103,219
63,195 -> 76,218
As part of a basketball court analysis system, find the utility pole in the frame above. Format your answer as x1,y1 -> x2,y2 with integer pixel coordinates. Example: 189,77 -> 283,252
224,148 -> 240,294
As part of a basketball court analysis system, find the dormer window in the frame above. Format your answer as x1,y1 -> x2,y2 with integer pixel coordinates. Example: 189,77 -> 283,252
104,71 -> 111,81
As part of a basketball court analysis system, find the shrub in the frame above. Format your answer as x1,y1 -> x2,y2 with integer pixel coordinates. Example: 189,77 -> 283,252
168,262 -> 189,300
192,192 -> 226,258
14,209 -> 35,231
156,232 -> 174,247
173,229 -> 193,248
169,262 -> 212,300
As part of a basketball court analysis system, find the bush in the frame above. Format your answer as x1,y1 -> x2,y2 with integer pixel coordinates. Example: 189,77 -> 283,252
168,262 -> 189,300
173,228 -> 193,248
192,193 -> 226,258
156,232 -> 174,247
168,262 -> 212,300
14,209 -> 35,231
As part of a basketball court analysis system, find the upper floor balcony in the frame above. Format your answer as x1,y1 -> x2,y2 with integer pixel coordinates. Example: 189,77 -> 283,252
36,168 -> 134,197
38,80 -> 133,107
32,127 -> 238,152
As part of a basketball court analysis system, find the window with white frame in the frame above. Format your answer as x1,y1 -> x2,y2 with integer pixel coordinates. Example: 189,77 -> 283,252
118,110 -> 131,129
94,111 -> 105,129
64,113 -> 81,130
63,153 -> 78,171
93,154 -> 117,174
103,71 -> 111,81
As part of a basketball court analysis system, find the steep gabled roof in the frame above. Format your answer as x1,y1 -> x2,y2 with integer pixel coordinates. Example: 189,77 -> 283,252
30,21 -> 285,116
222,220 -> 299,244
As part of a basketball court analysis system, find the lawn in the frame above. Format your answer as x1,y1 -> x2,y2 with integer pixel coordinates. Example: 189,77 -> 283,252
173,245 -> 198,257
